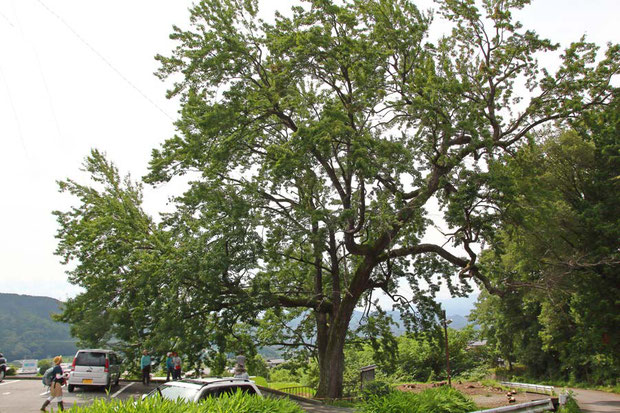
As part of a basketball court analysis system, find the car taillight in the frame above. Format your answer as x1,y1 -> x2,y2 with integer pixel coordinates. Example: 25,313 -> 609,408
104,359 -> 109,373
71,358 -> 76,372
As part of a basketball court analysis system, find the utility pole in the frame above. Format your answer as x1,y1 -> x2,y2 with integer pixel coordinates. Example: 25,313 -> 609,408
442,309 -> 452,387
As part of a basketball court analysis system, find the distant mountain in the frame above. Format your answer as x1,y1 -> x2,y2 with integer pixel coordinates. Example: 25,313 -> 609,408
350,294 -> 478,333
0,293 -> 77,361
0,292 -> 477,361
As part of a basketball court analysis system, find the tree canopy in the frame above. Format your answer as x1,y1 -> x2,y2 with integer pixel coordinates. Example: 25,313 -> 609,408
470,92 -> 620,384
54,0 -> 618,398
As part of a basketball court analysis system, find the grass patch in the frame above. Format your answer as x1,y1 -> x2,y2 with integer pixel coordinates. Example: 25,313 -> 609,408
358,386 -> 476,413
252,376 -> 268,387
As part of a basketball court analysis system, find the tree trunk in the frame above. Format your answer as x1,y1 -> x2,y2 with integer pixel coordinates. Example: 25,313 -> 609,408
315,317 -> 349,399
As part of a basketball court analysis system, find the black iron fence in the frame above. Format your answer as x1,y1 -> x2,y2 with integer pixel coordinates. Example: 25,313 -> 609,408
276,385 -> 316,398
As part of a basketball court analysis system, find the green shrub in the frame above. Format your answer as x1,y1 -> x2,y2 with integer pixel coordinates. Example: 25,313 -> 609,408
361,380 -> 394,400
6,366 -> 17,376
66,390 -> 303,412
252,376 -> 268,387
270,368 -> 297,383
38,359 -> 53,375
558,397 -> 581,413
358,387 -> 476,413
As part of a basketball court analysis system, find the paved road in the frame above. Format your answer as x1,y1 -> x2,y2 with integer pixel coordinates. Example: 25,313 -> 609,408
0,379 -> 155,412
0,380 -> 353,413
570,388 -> 620,413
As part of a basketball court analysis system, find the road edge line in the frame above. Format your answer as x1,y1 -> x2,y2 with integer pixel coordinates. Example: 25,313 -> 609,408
111,381 -> 135,398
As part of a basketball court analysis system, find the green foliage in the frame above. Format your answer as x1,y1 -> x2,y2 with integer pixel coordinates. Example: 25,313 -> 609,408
471,96 -> 620,385
38,359 -> 53,375
65,391 -> 303,412
361,380 -> 394,400
395,327 -> 480,383
6,367 -> 16,376
358,387 -> 476,413
270,368 -> 297,384
558,396 -> 582,413
298,358 -> 319,389
252,376 -> 268,387
54,0 -> 619,399
247,355 -> 270,379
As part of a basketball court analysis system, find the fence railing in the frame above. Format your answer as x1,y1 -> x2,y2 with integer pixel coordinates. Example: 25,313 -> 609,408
275,386 -> 315,399
500,381 -> 555,395
469,398 -> 555,413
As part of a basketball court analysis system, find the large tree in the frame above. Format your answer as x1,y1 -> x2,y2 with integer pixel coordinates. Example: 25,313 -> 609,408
470,93 -> 620,383
55,0 -> 618,398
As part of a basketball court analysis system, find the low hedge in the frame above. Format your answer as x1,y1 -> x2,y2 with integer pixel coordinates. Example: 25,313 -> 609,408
65,391 -> 303,413
358,386 -> 476,413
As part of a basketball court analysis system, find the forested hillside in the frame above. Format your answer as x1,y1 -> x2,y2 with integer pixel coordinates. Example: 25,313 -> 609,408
0,293 -> 76,361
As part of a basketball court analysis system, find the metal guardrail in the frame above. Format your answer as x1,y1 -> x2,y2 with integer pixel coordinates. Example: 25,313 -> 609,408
469,398 -> 555,413
500,381 -> 555,395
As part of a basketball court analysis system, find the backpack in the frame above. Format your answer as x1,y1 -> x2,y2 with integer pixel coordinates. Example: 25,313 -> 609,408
42,367 -> 54,386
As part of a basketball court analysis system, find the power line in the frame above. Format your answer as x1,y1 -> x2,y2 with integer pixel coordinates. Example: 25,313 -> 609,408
35,0 -> 175,122
0,63 -> 29,157
11,0 -> 67,149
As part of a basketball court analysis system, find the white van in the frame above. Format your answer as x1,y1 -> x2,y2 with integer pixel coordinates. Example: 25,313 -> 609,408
67,349 -> 122,392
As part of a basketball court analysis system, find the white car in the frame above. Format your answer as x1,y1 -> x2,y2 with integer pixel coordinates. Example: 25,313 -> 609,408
143,378 -> 262,402
67,349 -> 122,392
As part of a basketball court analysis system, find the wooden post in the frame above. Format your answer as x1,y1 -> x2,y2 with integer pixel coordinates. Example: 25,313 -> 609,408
443,310 -> 452,387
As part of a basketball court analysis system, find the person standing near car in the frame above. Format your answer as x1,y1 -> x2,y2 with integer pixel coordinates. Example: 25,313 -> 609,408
165,352 -> 174,381
140,350 -> 151,385
0,352 -> 7,382
40,356 -> 64,411
172,352 -> 182,380
233,354 -> 249,379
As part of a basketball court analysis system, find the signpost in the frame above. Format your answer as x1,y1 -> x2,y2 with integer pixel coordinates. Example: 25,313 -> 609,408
360,364 -> 377,392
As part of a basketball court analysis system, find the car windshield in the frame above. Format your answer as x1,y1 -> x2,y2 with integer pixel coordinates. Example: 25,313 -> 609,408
75,352 -> 106,367
202,385 -> 257,399
156,384 -> 199,402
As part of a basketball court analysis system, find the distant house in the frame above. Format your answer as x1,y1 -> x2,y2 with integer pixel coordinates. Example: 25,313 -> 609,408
467,340 -> 487,350
266,358 -> 286,368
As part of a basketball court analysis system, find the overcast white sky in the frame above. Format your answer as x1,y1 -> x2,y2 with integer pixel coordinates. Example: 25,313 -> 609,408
1,0 -> 618,302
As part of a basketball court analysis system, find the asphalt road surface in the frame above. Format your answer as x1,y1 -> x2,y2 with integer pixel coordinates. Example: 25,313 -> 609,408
0,380 -> 354,413
0,379 -> 155,412
570,387 -> 620,413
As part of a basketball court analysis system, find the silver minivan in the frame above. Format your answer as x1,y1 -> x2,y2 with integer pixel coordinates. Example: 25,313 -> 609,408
67,349 -> 122,392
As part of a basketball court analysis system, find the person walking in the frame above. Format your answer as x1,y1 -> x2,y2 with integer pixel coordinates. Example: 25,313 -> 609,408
165,352 -> 174,381
172,352 -> 182,380
140,350 -> 151,385
40,356 -> 64,411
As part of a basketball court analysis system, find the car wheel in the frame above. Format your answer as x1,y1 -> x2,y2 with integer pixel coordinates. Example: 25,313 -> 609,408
68,384 -> 75,393
105,378 -> 112,392
114,375 -> 120,386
